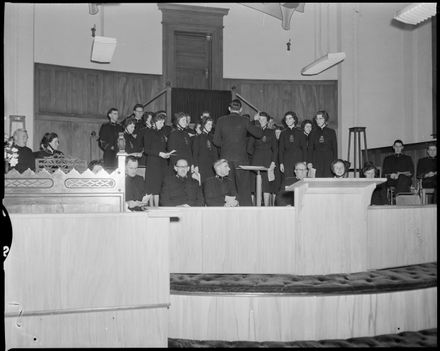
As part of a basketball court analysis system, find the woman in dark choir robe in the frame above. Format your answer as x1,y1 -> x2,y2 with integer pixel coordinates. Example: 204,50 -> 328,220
35,132 -> 65,159
271,123 -> 284,203
309,110 -> 337,178
143,112 -> 172,207
278,111 -> 307,179
98,107 -> 124,170
247,112 -> 278,206
301,119 -> 314,165
123,118 -> 143,159
192,116 -> 219,184
167,112 -> 194,172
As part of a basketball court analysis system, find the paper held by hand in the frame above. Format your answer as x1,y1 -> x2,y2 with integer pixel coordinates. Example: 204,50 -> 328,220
225,195 -> 236,203
308,168 -> 316,178
267,167 -> 275,182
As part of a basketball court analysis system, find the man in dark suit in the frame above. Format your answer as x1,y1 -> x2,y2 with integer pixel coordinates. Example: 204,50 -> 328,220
382,139 -> 414,194
213,99 -> 263,206
416,143 -> 437,190
203,159 -> 238,207
98,107 -> 124,170
160,158 -> 204,207
10,128 -> 35,173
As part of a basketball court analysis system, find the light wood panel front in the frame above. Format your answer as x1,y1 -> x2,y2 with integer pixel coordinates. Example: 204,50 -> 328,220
169,287 -> 437,341
367,205 -> 437,269
4,212 -> 172,348
169,207 -> 296,273
5,308 -> 167,348
169,205 -> 436,274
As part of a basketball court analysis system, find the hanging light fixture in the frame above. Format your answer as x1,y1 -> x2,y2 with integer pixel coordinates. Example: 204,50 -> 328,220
301,3 -> 345,76
394,3 -> 437,25
301,52 -> 346,75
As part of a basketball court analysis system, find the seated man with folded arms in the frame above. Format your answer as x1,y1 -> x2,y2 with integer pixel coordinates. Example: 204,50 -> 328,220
203,159 -> 239,207
160,158 -> 204,207
125,156 -> 151,210
382,139 -> 414,194
275,161 -> 308,206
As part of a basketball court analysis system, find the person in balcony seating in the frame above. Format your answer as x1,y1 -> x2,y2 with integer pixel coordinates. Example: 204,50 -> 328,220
35,132 -> 64,159
9,128 -> 35,173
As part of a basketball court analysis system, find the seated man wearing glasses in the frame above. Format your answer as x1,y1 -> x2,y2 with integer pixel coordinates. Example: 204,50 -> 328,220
275,162 -> 308,206
160,158 -> 204,207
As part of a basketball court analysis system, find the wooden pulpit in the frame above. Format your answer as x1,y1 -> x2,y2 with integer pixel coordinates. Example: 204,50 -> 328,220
286,178 -> 386,275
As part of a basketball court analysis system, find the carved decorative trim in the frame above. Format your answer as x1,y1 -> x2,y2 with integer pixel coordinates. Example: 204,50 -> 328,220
64,178 -> 116,189
5,178 -> 54,188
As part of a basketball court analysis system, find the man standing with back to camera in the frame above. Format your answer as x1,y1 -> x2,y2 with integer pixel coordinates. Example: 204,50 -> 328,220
213,99 -> 263,206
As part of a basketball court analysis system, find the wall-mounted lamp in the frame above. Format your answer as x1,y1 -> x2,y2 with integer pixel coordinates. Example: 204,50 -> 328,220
394,3 -> 437,25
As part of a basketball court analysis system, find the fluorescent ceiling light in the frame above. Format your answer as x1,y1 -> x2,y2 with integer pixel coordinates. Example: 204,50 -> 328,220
301,52 -> 346,76
394,3 -> 437,25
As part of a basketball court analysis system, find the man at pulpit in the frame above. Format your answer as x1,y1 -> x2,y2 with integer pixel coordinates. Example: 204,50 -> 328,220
275,162 -> 308,206
203,159 -> 239,207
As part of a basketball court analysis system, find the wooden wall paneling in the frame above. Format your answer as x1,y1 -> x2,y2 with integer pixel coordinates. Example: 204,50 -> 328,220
367,206 -> 437,269
53,69 -> 68,112
169,288 -> 437,341
223,79 -> 337,129
99,71 -> 116,115
35,65 -> 52,114
35,64 -> 165,158
67,69 -> 86,115
86,71 -> 101,115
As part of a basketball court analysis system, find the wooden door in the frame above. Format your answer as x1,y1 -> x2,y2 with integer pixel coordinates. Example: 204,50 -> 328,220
174,31 -> 212,89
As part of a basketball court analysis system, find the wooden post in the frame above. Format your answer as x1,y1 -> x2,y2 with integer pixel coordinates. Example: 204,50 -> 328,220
256,170 -> 262,207
166,81 -> 172,126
